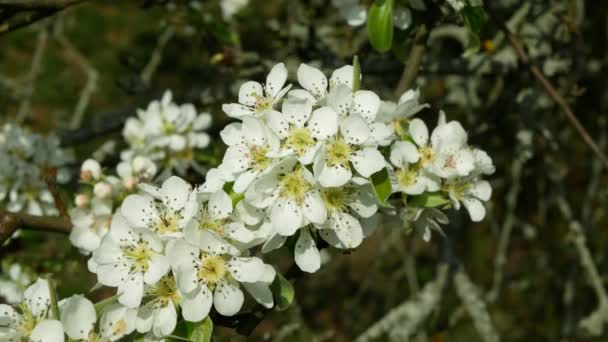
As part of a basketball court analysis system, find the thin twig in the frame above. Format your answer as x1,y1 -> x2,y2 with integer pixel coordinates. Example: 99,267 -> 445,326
484,3 -> 608,168
394,25 -> 428,98
0,211 -> 72,246
140,25 -> 175,86
16,27 -> 48,123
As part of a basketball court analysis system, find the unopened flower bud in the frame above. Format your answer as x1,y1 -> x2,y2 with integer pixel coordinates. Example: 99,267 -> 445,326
122,176 -> 136,190
80,159 -> 101,182
93,182 -> 112,199
74,194 -> 90,208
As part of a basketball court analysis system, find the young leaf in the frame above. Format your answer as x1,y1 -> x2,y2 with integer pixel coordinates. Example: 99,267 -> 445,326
189,317 -> 213,342
409,192 -> 450,208
461,5 -> 486,56
46,277 -> 60,320
367,0 -> 394,53
270,273 -> 295,311
370,168 -> 393,208
352,55 -> 361,92
94,295 -> 117,316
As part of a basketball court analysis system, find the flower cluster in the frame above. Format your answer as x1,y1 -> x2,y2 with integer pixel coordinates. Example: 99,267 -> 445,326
0,124 -> 70,216
69,157 -> 157,255
122,90 -> 212,178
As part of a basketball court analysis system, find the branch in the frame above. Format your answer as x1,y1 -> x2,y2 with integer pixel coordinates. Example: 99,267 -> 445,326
484,3 -> 608,168
394,25 -> 428,97
0,211 -> 72,246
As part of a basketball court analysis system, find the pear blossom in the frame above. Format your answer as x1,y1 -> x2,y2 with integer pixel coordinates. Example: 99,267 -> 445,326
168,239 -> 275,320
444,179 -> 492,222
92,213 -> 170,308
69,198 -> 112,254
222,63 -> 291,118
0,278 -> 64,342
245,157 -> 327,236
121,176 -> 197,240
290,64 -> 356,110
389,141 -> 440,195
135,275 -> 181,338
218,117 -> 282,193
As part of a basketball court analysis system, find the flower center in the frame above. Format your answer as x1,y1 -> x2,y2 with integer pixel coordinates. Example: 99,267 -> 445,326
249,145 -> 271,171
443,183 -> 469,200
396,168 -> 418,189
197,255 -> 226,286
124,242 -> 153,272
321,187 -> 353,213
279,167 -> 312,205
326,138 -> 352,166
16,304 -> 37,337
198,209 -> 226,236
254,96 -> 273,112
147,276 -> 181,306
153,212 -> 180,235
419,147 -> 434,165
285,127 -> 315,156
111,319 -> 128,337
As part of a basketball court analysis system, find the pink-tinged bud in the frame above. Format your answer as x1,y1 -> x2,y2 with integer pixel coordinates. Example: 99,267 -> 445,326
80,159 -> 101,182
122,176 -> 136,190
75,194 -> 90,208
93,182 -> 112,199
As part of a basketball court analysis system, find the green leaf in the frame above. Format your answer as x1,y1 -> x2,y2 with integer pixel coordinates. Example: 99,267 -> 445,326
270,273 -> 295,311
352,55 -> 361,92
189,317 -> 213,342
461,5 -> 486,56
370,168 -> 393,208
367,0 -> 394,53
409,192 -> 450,208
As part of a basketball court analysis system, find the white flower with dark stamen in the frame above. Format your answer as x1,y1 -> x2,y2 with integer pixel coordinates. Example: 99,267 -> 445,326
121,176 -> 197,240
389,141 -> 440,195
245,157 -> 327,236
93,214 -> 170,308
184,189 -> 255,250
0,278 -> 64,342
408,118 -> 475,179
374,89 -> 429,146
266,98 -> 339,165
135,275 -> 181,338
290,64 -> 356,111
222,63 -> 291,118
444,179 -> 492,222
313,114 -> 385,187
218,117 -> 281,193
168,239 -> 275,320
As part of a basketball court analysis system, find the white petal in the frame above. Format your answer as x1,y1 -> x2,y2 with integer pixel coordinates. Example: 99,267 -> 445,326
265,63 -> 288,98
308,107 -> 339,140
468,180 -> 492,201
409,118 -> 429,147
227,257 -> 265,283
242,282 -> 274,308
297,63 -> 328,99
463,197 -> 486,222
136,302 -> 154,333
117,274 -> 144,308
60,295 -> 96,340
369,122 -> 394,146
350,147 -> 385,178
242,117 -> 268,146
341,114 -> 370,145
199,230 -> 239,255
265,110 -> 289,139
220,122 -> 244,146
294,229 -> 321,273
302,190 -> 327,224
349,185 -> 378,218
282,98 -> 312,127
329,65 -> 354,89
332,212 -> 363,248
238,81 -> 264,107
96,262 -> 129,287
431,121 -> 468,154
160,176 -> 191,212
225,222 -> 254,243
288,89 -> 317,104
23,278 -> 51,318
317,162 -> 352,187
121,195 -> 155,230
0,304 -> 18,326
152,302 -> 177,337
143,254 -> 170,284
261,233 -> 287,253
350,90 -> 381,122
174,264 -> 198,295
209,190 -> 233,220
222,103 -> 255,118
99,303 -> 137,341
270,199 -> 304,236
326,84 -> 353,117
390,141 -> 420,166
234,201 -> 264,226
181,285 -> 212,322
30,319 -> 64,342
214,281 -> 244,316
